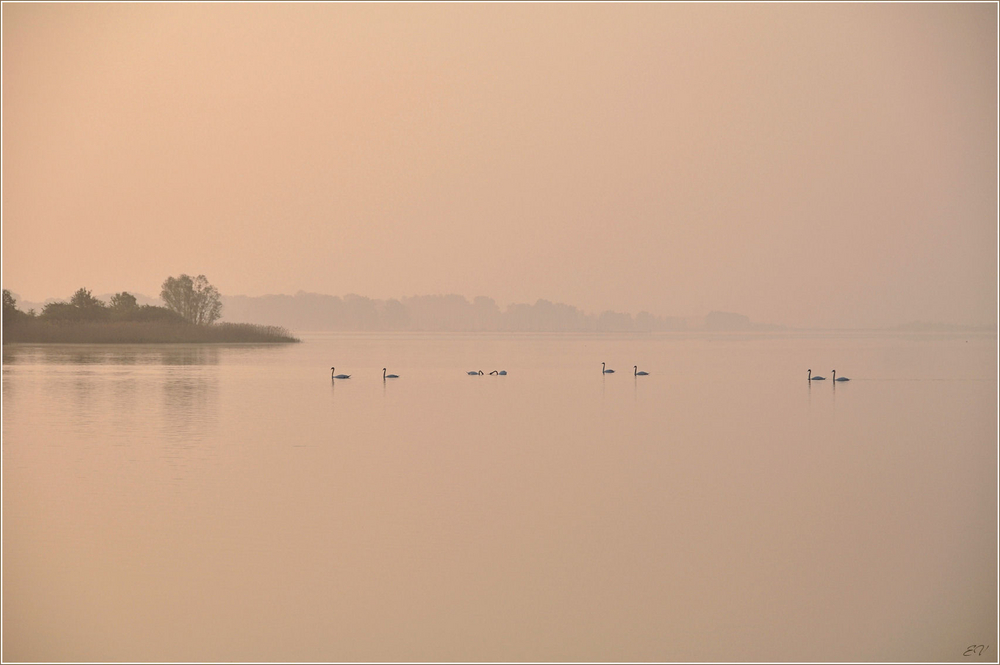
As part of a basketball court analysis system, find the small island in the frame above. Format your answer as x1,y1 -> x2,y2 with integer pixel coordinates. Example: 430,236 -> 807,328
3,274 -> 298,344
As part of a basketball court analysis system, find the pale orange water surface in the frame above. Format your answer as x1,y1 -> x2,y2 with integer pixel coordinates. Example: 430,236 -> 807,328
2,332 -> 996,662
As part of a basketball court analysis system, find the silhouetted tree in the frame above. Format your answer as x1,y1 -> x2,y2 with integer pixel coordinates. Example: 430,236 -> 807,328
38,288 -> 109,321
70,287 -> 104,310
41,302 -> 89,321
160,274 -> 222,325
109,292 -> 139,313
3,289 -> 23,324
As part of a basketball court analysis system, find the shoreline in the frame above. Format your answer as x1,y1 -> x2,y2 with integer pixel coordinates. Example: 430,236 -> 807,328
2,321 -> 299,344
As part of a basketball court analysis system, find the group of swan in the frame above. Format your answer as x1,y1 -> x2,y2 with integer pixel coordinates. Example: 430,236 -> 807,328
603,362 -> 649,376
340,365 -> 849,382
333,367 -> 509,379
601,363 -> 649,376
331,367 -> 399,380
808,369 -> 850,382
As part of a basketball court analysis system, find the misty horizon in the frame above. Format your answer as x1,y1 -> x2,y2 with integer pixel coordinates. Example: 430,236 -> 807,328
3,3 -> 996,331
2,4 -> 996,660
6,286 -> 992,333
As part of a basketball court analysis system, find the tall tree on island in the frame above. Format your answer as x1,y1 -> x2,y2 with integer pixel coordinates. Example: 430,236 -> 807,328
160,274 -> 223,325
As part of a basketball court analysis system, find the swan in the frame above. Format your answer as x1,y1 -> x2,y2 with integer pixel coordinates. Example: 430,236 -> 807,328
467,370 -> 483,376
331,367 -> 351,379
489,370 -> 508,376
808,369 -> 825,381
383,368 -> 399,379
602,362 -> 615,374
832,370 -> 850,382
634,366 -> 649,376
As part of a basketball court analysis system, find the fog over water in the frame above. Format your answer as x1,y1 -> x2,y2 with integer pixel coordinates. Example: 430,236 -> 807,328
2,3 -> 997,663
3,3 -> 997,329
3,333 -> 997,662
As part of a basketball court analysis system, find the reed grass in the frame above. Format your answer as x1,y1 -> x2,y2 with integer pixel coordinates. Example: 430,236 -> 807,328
2,320 -> 299,344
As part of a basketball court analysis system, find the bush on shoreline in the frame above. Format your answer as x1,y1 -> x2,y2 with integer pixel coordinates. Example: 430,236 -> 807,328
2,320 -> 299,344
3,289 -> 298,344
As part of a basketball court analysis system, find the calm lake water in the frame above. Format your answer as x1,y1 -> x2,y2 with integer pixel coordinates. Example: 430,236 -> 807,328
2,332 -> 996,662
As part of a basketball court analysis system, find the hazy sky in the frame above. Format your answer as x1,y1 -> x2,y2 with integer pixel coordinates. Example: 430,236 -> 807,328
3,3 -> 996,328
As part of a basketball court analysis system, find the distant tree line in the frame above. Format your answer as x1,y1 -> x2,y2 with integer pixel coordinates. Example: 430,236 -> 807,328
3,278 -> 772,338
3,275 -> 297,343
4,274 -> 222,326
221,292 -> 695,332
7,287 -> 187,324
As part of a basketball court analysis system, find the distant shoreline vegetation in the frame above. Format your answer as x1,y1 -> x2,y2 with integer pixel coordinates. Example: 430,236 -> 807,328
11,288 -> 786,334
220,291 -> 784,333
3,277 -> 298,344
3,319 -> 300,344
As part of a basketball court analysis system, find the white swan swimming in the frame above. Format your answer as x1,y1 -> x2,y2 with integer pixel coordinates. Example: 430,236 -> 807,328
331,367 -> 351,379
467,370 -> 483,376
808,369 -> 825,381
832,370 -> 850,382
634,366 -> 649,376
383,368 -> 399,379
602,362 -> 615,374
489,370 -> 508,376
